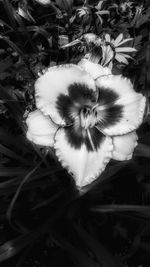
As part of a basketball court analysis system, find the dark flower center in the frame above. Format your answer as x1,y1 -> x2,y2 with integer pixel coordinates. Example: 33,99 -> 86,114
56,82 -> 123,151
80,106 -> 97,129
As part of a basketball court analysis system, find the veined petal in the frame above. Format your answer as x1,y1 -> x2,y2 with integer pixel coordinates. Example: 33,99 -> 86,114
113,33 -> 123,46
112,131 -> 138,161
116,38 -> 133,46
54,128 -> 113,188
96,75 -> 146,135
115,47 -> 136,53
103,45 -> 114,66
78,59 -> 111,80
116,53 -> 133,59
115,53 -> 129,64
35,64 -> 96,125
26,110 -> 58,146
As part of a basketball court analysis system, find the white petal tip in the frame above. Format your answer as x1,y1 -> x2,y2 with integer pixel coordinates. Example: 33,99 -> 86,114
55,129 -> 113,188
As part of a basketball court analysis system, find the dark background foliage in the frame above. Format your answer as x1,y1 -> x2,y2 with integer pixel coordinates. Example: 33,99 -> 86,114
0,0 -> 150,266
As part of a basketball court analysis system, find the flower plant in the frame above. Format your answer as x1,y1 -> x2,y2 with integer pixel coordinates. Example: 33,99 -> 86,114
26,56 -> 145,188
0,0 -> 150,267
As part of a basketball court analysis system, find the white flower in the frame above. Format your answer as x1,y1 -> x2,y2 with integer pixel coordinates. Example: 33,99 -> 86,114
26,60 -> 145,188
102,33 -> 136,66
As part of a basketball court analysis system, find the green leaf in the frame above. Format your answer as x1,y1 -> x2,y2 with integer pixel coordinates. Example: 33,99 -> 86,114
135,8 -> 150,28
56,0 -> 73,13
73,225 -> 123,267
54,236 -> 98,267
6,164 -> 41,222
91,204 -> 150,218
135,143 -> 150,158
17,7 -> 35,23
0,167 -> 27,177
2,0 -> 17,31
0,144 -> 26,164
81,161 -> 128,195
24,26 -> 52,48
0,58 -> 13,73
0,190 -> 76,262
0,36 -> 35,78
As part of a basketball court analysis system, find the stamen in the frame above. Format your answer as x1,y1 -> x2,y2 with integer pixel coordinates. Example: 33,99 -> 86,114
95,125 -> 107,136
80,107 -> 97,129
87,129 -> 95,151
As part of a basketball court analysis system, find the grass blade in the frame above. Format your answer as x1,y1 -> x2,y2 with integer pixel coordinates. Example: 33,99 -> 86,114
91,204 -> 150,217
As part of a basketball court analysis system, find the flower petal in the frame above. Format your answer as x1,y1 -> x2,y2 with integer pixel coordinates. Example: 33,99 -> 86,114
78,59 -> 111,80
113,33 -> 123,46
35,64 -> 96,125
95,75 -> 146,135
115,47 -> 136,53
103,45 -> 114,66
26,110 -> 58,146
115,53 -> 129,64
116,53 -> 133,59
112,131 -> 138,161
117,38 -> 133,46
54,128 -> 113,187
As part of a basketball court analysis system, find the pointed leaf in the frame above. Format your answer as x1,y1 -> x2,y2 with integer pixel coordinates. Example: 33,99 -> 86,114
17,7 -> 35,23
0,144 -> 27,164
74,225 -> 122,267
0,58 -> 13,73
55,237 -> 98,267
91,204 -> 150,217
0,168 -> 27,177
135,143 -> 150,158
56,0 -> 73,13
2,0 -> 17,31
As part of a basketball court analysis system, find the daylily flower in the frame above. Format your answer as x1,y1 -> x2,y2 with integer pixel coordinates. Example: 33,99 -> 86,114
26,59 -> 145,188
